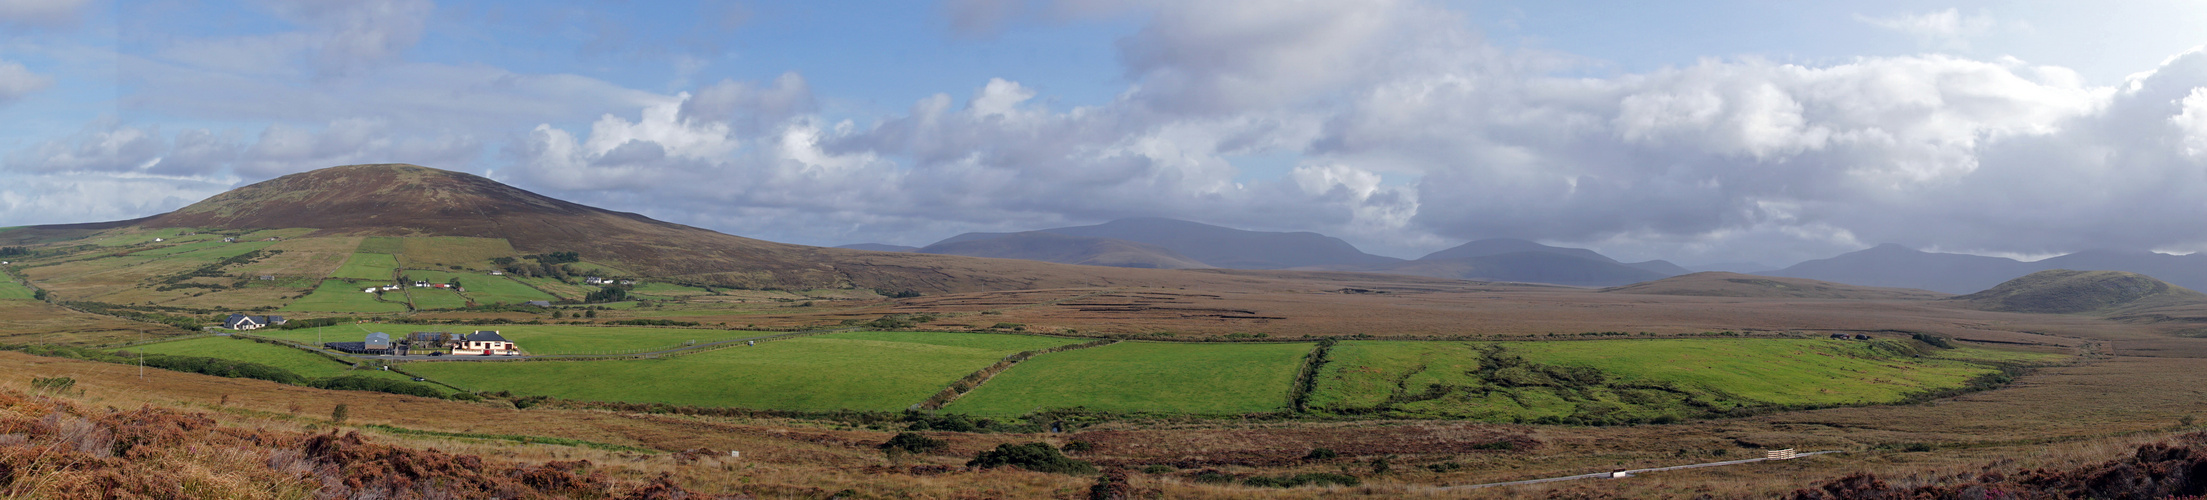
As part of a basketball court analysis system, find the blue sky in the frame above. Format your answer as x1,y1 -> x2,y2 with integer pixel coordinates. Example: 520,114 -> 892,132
3,0 -> 2206,267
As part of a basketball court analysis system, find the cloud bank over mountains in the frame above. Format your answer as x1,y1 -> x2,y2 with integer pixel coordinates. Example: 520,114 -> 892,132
3,0 -> 2206,266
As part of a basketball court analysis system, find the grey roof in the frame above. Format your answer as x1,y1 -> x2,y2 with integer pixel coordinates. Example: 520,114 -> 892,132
525,300 -> 552,307
465,331 -> 509,342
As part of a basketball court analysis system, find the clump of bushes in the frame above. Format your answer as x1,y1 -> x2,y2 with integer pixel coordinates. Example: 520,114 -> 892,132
967,442 -> 1095,474
1242,473 -> 1361,488
880,432 -> 948,455
309,376 -> 443,398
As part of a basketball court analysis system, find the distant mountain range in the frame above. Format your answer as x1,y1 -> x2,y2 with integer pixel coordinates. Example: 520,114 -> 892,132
850,219 -> 1691,287
840,220 -> 2207,293
1766,244 -> 2207,294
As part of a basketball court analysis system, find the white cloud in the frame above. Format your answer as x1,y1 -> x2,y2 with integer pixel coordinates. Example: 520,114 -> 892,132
0,59 -> 52,106
2176,87 -> 2207,156
1857,8 -> 1997,51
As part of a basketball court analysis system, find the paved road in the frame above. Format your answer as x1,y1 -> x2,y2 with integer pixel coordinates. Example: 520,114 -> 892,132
250,327 -> 859,362
1434,451 -> 1844,491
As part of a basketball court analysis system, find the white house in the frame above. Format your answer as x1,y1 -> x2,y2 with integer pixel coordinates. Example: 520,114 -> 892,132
450,331 -> 518,356
489,270 -> 504,276
363,287 -> 378,293
152,237 -> 165,242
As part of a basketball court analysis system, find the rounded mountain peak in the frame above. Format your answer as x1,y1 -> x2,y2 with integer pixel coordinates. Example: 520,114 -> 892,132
147,163 -> 611,235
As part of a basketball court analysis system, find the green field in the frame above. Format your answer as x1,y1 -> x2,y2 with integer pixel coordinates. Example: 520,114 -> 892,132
263,323 -> 775,355
405,331 -> 1083,411
1307,339 -> 2026,423
128,336 -> 431,388
402,270 -> 555,305
281,279 -> 409,313
0,281 -> 34,300
329,253 -> 399,280
946,341 -> 1314,416
356,237 -> 404,254
408,287 -> 471,309
628,281 -> 713,298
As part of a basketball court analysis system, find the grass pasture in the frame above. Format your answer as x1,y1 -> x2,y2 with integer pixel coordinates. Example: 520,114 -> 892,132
405,331 -> 1083,411
1504,339 -> 2010,406
1307,338 -> 2036,423
946,341 -> 1314,416
0,281 -> 33,300
281,279 -> 408,313
403,270 -> 554,305
128,336 -> 438,390
262,323 -> 776,355
408,287 -> 471,309
356,236 -> 404,254
396,237 -> 515,268
330,252 -> 400,280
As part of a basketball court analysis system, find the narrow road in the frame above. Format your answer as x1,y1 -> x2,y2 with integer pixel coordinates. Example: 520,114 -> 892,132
1434,451 -> 1844,491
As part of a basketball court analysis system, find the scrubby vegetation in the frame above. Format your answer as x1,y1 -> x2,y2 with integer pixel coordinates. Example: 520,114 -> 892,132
967,442 -> 1095,474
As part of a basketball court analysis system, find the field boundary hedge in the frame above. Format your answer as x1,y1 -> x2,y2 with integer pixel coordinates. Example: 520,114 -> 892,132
1286,338 -> 1337,413
914,339 -> 1118,411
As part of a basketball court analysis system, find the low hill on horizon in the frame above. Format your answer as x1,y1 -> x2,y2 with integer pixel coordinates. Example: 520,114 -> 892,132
1954,269 -> 2207,315
835,243 -> 917,252
1602,272 -> 1951,300
917,232 -> 1210,269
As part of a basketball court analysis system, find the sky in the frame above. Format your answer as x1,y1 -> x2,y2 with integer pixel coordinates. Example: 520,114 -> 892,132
2,0 -> 2206,268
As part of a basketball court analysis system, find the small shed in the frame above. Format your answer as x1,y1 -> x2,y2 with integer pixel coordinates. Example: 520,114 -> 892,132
525,300 -> 552,307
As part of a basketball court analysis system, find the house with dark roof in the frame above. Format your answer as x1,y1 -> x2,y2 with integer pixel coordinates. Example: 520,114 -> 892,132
452,330 -> 518,356
222,314 -> 286,330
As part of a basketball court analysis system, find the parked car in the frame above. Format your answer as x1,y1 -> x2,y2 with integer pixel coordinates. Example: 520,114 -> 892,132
428,352 -> 444,356
410,377 -> 426,382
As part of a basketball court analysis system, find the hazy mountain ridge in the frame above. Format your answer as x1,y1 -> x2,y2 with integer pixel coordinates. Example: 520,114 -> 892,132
929,218 -> 1403,270
1769,244 -> 2207,294
1605,272 -> 1951,300
916,231 -> 1211,269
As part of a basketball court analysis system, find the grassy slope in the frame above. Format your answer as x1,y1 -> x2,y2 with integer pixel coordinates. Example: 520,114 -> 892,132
404,270 -> 554,305
330,253 -> 400,280
282,279 -> 408,313
127,336 -> 427,387
946,341 -> 1314,416
409,288 -> 470,309
0,281 -> 33,300
1506,339 -> 1997,405
405,331 -> 1080,411
267,323 -> 776,355
1308,339 -> 2053,422
396,237 -> 515,268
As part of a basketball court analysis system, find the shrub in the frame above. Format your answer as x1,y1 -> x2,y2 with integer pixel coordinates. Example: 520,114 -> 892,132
967,442 -> 1095,475
880,433 -> 948,455
1303,447 -> 1339,460
1243,473 -> 1361,488
30,376 -> 74,393
1061,440 -> 1094,453
331,404 -> 350,423
309,376 -> 443,398
448,392 -> 484,402
1140,464 -> 1175,474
